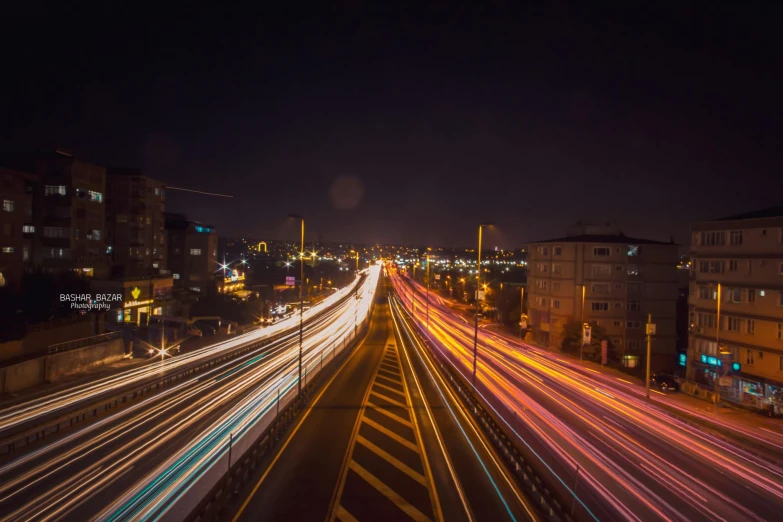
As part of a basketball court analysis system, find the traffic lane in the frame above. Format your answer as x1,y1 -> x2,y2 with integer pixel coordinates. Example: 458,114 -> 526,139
232,303 -> 388,522
0,337 -> 301,521
393,303 -> 538,522
480,343 -> 782,522
0,303 -> 348,522
0,282 -> 362,438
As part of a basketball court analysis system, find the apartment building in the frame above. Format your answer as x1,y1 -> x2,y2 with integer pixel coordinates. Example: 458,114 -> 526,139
687,206 -> 783,411
528,222 -> 679,372
165,213 -> 218,294
0,168 -> 38,288
35,150 -> 109,278
105,168 -> 166,277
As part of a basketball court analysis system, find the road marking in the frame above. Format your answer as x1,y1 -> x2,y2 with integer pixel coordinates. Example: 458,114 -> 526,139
335,504 -> 359,522
366,402 -> 414,428
363,417 -> 420,453
376,373 -> 403,386
328,323 -> 441,522
356,435 -> 427,485
370,390 -> 409,409
349,460 -> 433,522
231,303 -> 378,522
374,381 -> 407,397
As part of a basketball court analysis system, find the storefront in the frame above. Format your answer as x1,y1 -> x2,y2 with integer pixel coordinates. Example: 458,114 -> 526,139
91,277 -> 174,326
218,269 -> 246,295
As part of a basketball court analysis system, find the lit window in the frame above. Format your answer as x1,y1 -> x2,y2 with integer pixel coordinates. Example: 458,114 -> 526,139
2,246 -> 14,253
190,248 -> 202,256
173,273 -> 180,280
3,199 -> 13,212
627,245 -> 640,256
87,229 -> 101,240
45,185 -> 67,196
23,225 -> 35,233
88,190 -> 103,203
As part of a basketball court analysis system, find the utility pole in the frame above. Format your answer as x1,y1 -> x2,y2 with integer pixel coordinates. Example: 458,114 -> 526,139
288,214 -> 305,395
426,254 -> 430,330
473,223 -> 492,385
646,313 -> 655,399
714,283 -> 721,414
579,285 -> 586,363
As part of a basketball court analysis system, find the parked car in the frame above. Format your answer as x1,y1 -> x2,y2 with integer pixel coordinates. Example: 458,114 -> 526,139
651,373 -> 679,392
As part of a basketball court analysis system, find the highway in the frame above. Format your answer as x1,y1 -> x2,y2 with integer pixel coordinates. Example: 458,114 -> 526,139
391,268 -> 783,522
0,274 -> 367,441
0,268 -> 380,522
232,278 -> 540,522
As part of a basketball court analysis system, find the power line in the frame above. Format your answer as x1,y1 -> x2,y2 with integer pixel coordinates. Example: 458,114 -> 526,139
166,186 -> 234,198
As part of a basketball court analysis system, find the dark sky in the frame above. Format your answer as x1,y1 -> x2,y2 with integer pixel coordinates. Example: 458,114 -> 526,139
2,2 -> 781,248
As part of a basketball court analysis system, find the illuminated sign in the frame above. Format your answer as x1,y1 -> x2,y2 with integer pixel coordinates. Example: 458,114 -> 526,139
678,353 -> 686,366
699,354 -> 741,372
124,299 -> 153,308
224,270 -> 245,284
131,287 -> 141,300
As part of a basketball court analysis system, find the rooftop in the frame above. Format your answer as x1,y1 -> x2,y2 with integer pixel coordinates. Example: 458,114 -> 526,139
530,234 -> 673,246
714,205 -> 783,222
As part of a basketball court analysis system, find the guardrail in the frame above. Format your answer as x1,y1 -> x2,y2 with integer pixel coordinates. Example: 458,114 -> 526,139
47,331 -> 122,355
391,293 -> 573,522
184,274 -> 381,522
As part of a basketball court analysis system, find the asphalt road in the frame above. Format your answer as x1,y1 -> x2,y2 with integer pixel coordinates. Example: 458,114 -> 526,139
391,269 -> 783,522
0,284 -> 364,522
233,284 -> 539,522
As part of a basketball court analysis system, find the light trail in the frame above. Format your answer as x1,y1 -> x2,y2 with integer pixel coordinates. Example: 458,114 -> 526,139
389,267 -> 783,521
0,268 -> 381,522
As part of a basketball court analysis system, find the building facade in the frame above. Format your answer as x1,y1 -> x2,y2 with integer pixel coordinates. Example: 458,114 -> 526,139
165,213 -> 218,294
91,275 -> 174,326
35,150 -> 109,278
687,206 -> 783,411
528,223 -> 679,372
0,168 -> 38,288
106,168 -> 166,277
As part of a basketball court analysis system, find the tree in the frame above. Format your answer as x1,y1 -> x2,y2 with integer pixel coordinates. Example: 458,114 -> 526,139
560,321 -> 613,362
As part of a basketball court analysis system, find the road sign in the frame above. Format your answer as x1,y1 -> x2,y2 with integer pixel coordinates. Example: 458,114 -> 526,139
434,274 -> 440,280
646,323 -> 656,335
601,340 -> 608,365
582,324 -> 591,345
719,376 -> 733,387
285,276 -> 295,286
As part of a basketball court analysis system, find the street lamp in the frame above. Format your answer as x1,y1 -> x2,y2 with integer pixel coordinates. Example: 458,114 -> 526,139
350,249 -> 359,272
473,223 -> 493,385
288,214 -> 305,394
426,253 -> 430,330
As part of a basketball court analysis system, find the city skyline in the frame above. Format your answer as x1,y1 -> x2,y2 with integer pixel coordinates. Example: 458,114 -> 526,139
2,4 -> 780,247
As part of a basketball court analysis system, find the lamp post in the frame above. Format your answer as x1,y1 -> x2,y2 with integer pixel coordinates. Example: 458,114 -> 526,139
426,253 -> 430,330
473,223 -> 493,385
289,214 -> 305,394
579,284 -> 586,363
714,283 -> 722,414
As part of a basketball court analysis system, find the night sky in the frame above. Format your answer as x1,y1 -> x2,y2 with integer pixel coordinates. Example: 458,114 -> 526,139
2,3 -> 781,248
